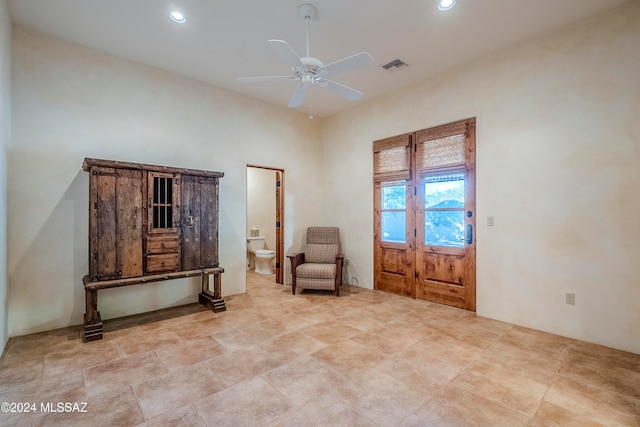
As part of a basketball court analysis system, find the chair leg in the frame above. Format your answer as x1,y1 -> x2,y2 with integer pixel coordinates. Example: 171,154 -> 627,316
292,276 -> 296,295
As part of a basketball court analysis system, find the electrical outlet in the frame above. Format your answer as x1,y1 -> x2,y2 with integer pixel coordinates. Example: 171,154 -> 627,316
487,216 -> 495,227
344,258 -> 350,266
565,292 -> 575,305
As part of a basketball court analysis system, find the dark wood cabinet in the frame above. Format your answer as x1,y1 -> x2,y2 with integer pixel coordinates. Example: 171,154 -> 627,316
82,158 -> 225,342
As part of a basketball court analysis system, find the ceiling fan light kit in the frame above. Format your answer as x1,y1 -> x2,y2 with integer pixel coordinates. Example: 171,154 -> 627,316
237,3 -> 373,109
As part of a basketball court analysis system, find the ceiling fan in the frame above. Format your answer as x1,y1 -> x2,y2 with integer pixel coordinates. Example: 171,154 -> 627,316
237,3 -> 373,109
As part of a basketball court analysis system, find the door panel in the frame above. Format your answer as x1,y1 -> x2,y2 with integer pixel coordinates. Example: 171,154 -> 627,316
199,177 -> 219,268
373,181 -> 415,297
91,167 -> 143,280
116,169 -> 143,278
182,176 -> 219,269
415,120 -> 476,311
181,175 -> 201,270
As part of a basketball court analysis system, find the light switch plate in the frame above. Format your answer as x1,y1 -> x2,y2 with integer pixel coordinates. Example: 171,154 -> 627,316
487,216 -> 495,227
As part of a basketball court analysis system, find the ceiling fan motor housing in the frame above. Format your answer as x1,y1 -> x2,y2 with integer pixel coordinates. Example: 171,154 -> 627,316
298,4 -> 317,19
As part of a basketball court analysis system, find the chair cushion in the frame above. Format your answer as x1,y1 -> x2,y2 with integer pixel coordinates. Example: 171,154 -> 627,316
305,243 -> 338,264
296,263 -> 336,280
307,227 -> 340,245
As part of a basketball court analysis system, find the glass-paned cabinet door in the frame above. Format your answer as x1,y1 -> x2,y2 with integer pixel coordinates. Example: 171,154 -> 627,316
147,172 -> 180,233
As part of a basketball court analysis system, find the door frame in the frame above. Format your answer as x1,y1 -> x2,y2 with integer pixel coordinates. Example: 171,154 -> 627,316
373,118 -> 476,311
247,164 -> 285,284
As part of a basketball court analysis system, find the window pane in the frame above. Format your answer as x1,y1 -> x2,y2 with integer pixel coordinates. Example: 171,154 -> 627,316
425,210 -> 464,247
382,212 -> 406,242
425,174 -> 464,209
382,185 -> 406,209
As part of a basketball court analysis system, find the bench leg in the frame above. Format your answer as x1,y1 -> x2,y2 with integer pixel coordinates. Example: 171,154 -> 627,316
83,288 -> 103,342
199,273 -> 226,312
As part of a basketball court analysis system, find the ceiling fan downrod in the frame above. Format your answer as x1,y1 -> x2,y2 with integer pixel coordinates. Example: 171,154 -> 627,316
298,3 -> 317,58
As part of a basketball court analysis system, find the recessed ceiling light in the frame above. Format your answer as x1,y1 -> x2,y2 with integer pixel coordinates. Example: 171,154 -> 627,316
169,11 -> 186,23
438,0 -> 456,11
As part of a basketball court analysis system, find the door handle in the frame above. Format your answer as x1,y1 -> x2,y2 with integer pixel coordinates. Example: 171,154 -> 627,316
188,215 -> 194,228
466,224 -> 473,244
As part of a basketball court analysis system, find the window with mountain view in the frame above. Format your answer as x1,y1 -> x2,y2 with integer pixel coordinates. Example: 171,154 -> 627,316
424,173 -> 465,247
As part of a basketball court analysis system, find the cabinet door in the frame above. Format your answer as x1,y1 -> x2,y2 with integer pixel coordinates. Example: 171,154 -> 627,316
181,176 -> 219,269
147,172 -> 180,234
89,167 -> 143,280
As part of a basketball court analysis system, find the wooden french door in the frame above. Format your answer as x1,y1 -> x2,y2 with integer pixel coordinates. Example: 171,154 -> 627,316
374,119 -> 476,311
275,171 -> 284,284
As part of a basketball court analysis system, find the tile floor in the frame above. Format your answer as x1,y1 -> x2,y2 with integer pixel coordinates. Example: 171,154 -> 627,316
1,271 -> 639,426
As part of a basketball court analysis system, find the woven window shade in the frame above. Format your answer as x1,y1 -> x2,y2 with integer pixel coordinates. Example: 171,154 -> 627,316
373,134 -> 411,182
416,121 -> 467,173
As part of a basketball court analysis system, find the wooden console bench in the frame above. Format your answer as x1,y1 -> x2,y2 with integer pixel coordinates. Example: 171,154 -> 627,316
82,158 -> 226,342
82,268 -> 225,342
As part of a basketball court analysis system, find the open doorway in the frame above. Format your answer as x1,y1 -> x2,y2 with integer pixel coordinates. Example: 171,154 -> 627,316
246,165 -> 285,284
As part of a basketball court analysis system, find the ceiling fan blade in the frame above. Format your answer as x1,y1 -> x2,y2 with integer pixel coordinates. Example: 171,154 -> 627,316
320,79 -> 363,102
288,83 -> 311,108
237,76 -> 296,83
269,39 -> 306,73
317,52 -> 373,77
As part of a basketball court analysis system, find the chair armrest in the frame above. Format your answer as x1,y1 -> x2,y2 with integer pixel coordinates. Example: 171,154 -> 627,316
287,253 -> 305,274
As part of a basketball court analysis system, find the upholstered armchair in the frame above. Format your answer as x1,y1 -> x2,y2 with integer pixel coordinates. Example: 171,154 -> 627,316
288,227 -> 344,296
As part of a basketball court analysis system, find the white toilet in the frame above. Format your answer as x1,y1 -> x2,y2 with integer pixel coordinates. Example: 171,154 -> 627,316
246,236 -> 276,274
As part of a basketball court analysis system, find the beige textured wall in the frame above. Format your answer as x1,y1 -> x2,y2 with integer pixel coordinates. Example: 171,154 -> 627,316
8,26 -> 323,336
0,0 -> 10,353
247,167 -> 277,256
321,3 -> 640,353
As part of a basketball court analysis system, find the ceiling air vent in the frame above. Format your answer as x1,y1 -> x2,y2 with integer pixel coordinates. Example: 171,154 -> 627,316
382,59 -> 408,70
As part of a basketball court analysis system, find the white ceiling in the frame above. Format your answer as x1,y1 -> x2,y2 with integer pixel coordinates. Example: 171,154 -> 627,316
7,0 -> 631,118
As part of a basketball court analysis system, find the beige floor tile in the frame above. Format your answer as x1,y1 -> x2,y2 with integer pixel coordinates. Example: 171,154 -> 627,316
0,356 -> 43,389
310,339 -> 386,377
350,326 -> 420,355
271,391 -> 381,427
194,377 -> 294,427
260,330 -> 327,364
0,370 -> 85,425
336,309 -> 388,332
33,385 -> 144,427
479,340 -> 562,385
544,376 -> 640,426
559,350 -> 640,397
403,385 -> 530,427
451,359 -> 548,416
155,336 -> 227,370
298,320 -> 363,345
134,364 -> 225,420
255,313 -> 314,335
376,357 -> 460,397
263,355 -> 346,406
204,346 -> 283,386
145,405 -> 205,427
498,326 -> 573,361
42,340 -> 121,377
115,329 -> 183,357
331,368 -> 430,426
84,351 -> 168,398
529,402 -> 607,427
210,324 -> 277,351
570,341 -> 640,372
427,322 -> 503,350
398,335 -> 481,370
455,313 -> 515,334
